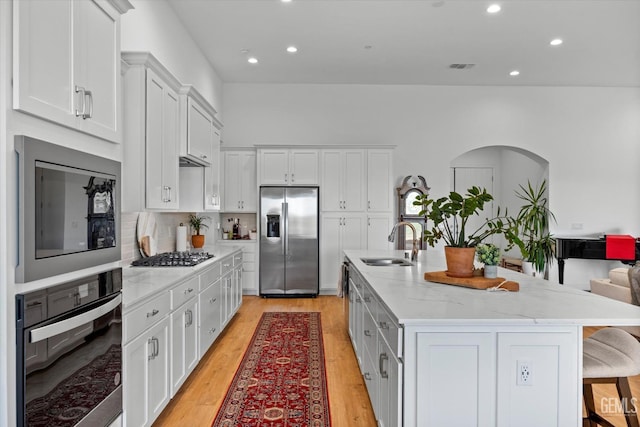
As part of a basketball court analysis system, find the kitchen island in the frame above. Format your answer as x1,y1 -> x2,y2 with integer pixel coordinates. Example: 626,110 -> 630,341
345,249 -> 640,427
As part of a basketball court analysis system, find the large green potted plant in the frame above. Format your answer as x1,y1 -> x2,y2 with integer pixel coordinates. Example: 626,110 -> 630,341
513,180 -> 557,278
414,186 -> 520,277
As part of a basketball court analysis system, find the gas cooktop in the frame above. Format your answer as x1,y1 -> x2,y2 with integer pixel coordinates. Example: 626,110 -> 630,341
131,251 -> 214,267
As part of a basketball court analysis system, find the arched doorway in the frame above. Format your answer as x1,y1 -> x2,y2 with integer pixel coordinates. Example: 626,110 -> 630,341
450,145 -> 550,257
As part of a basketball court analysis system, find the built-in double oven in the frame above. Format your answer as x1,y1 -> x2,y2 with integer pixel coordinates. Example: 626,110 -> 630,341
16,268 -> 123,427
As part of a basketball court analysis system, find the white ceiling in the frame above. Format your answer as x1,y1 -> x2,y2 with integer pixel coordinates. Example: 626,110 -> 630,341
166,0 -> 640,87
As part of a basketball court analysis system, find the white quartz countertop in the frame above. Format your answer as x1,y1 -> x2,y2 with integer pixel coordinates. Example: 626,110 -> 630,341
345,249 -> 640,327
122,245 -> 241,310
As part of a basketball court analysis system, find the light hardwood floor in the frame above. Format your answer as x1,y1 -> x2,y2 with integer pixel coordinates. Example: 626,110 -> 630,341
152,295 -> 377,426
152,296 -> 640,427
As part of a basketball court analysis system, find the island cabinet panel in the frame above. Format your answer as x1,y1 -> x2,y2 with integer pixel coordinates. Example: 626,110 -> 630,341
496,331 -> 579,427
410,331 -> 496,426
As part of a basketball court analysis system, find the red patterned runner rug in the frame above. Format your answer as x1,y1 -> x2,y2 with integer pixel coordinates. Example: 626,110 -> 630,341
212,312 -> 331,427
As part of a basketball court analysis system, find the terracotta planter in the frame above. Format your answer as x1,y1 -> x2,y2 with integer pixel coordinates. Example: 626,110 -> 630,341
444,246 -> 476,278
191,234 -> 205,249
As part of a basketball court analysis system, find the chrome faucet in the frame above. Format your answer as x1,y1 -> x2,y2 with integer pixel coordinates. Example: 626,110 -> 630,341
388,221 -> 419,262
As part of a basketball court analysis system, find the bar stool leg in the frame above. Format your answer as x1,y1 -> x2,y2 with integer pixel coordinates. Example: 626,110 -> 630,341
616,377 -> 640,427
584,382 -> 598,427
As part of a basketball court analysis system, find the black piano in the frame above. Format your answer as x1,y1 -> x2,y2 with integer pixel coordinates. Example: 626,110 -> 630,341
555,236 -> 640,284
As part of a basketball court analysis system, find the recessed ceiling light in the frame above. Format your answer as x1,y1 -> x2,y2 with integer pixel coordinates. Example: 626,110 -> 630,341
510,70 -> 520,76
550,38 -> 563,46
281,0 -> 292,3
487,4 -> 501,13
248,57 -> 258,64
286,46 -> 298,53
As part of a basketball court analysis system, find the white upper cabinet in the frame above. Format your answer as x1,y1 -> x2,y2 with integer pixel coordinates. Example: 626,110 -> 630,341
178,86 -> 216,167
223,150 -> 257,212
122,53 -> 182,211
320,149 -> 366,212
367,149 -> 394,212
13,0 -> 132,143
258,148 -> 318,185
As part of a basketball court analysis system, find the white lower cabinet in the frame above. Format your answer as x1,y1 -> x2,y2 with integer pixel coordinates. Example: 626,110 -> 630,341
124,251 -> 242,426
348,267 -> 402,427
320,213 -> 366,291
171,297 -> 199,395
123,314 -> 170,427
199,278 -> 222,358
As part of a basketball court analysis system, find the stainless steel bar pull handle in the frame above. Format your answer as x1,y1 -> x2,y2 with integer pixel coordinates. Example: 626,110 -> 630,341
291,173 -> 294,183
75,85 -> 86,117
379,353 -> 389,379
84,89 -> 93,119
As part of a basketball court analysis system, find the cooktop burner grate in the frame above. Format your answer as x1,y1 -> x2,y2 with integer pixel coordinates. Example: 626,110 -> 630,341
131,251 -> 214,267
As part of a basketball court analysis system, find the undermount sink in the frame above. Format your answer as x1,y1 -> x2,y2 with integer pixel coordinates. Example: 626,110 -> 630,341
360,257 -> 413,267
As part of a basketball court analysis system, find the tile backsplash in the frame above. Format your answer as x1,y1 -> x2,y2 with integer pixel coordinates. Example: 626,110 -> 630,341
121,212 -> 219,264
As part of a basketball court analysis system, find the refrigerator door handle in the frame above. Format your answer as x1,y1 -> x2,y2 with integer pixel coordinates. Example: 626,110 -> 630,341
281,202 -> 287,256
283,202 -> 289,256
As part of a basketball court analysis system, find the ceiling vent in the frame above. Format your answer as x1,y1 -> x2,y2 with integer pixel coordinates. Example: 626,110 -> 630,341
449,63 -> 476,70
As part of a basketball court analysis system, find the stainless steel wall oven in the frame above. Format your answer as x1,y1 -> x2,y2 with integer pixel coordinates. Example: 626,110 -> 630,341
16,268 -> 123,427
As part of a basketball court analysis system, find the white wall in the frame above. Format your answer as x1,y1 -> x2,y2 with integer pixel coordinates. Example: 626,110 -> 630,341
223,83 -> 640,289
121,0 -> 224,115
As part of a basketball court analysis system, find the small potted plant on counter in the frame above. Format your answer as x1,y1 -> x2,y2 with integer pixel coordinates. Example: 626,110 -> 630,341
476,243 -> 500,278
414,186 -> 521,278
188,213 -> 210,249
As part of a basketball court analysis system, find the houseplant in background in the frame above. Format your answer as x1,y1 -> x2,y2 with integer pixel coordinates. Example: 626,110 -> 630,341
476,243 -> 501,278
415,186 -> 521,278
188,213 -> 210,249
513,180 -> 557,278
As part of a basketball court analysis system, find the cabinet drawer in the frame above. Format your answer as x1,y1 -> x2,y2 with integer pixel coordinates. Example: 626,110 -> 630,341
220,256 -> 234,275
363,308 -> 378,358
233,252 -> 243,266
378,306 -> 402,359
199,262 -> 221,291
124,292 -> 171,343
171,276 -> 199,309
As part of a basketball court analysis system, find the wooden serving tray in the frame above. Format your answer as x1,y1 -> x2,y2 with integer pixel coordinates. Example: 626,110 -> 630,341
424,271 -> 519,292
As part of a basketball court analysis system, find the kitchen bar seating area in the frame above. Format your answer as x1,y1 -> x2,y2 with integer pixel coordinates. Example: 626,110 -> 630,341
1,1 -> 640,427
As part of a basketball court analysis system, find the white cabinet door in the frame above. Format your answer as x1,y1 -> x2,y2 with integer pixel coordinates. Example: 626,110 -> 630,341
198,280 -> 222,358
320,150 -> 342,211
123,316 -> 171,427
74,0 -> 120,142
171,297 -> 199,395
343,150 -> 366,211
145,69 -> 179,209
367,149 -> 393,212
203,127 -> 222,210
320,213 -> 366,291
240,152 -> 257,211
289,149 -> 318,185
378,335 -> 402,427
223,151 -> 256,211
258,149 -> 318,185
259,149 -> 289,184
413,332 -> 496,427
13,0 -> 75,129
185,97 -> 213,166
13,0 -> 123,142
367,214 -> 393,251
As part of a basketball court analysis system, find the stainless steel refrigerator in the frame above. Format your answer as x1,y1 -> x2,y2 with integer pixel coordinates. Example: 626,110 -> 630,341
259,186 -> 319,296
